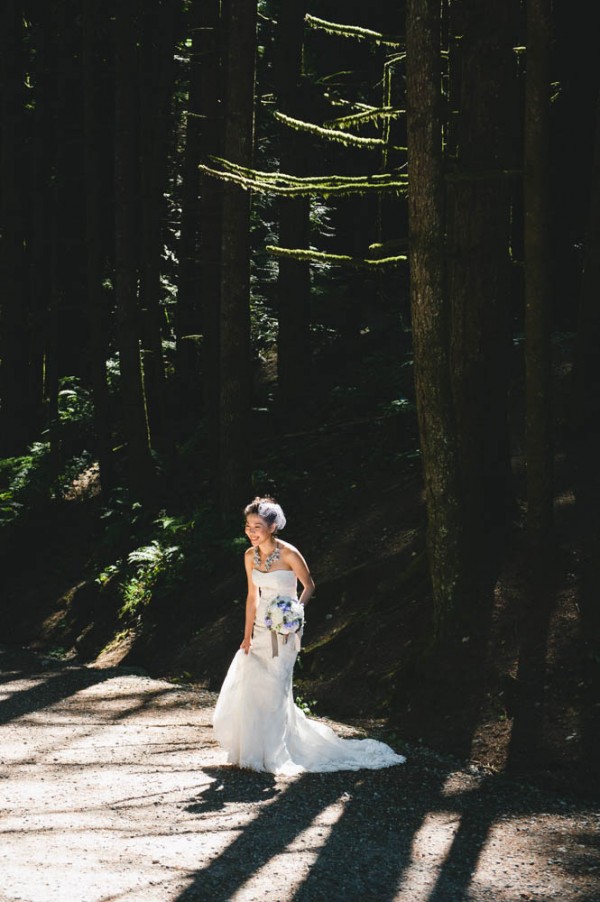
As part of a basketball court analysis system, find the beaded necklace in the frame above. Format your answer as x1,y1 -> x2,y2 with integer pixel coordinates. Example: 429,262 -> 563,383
254,540 -> 280,572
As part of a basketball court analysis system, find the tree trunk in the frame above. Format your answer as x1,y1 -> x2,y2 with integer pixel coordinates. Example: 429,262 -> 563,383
176,0 -> 223,449
138,0 -> 177,458
198,0 -> 224,468
0,0 -> 31,455
573,89 -> 600,437
571,90 -> 600,794
114,0 -> 155,500
83,0 -> 115,492
406,0 -> 464,641
175,3 -> 206,423
446,0 -> 517,579
28,0 -> 54,440
524,0 -> 553,546
218,0 -> 257,521
52,4 -> 88,383
274,0 -> 311,417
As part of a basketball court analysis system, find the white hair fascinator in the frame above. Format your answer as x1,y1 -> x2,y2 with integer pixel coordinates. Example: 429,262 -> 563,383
258,500 -> 286,531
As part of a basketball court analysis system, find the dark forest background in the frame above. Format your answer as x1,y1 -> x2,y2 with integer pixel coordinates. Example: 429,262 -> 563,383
1,0 -> 600,798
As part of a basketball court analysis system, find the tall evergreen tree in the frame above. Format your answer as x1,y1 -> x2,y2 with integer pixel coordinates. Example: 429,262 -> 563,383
138,0 -> 177,457
406,0 -> 464,641
83,0 -> 115,491
273,0 -> 312,417
176,0 -> 223,452
446,0 -> 517,580
114,0 -> 155,499
218,0 -> 257,519
0,0 -> 30,455
524,0 -> 553,546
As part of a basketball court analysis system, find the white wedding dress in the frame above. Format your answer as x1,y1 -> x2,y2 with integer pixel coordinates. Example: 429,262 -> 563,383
212,568 -> 406,775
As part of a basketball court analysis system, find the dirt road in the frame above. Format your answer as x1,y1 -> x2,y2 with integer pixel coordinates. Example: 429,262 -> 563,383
0,645 -> 598,902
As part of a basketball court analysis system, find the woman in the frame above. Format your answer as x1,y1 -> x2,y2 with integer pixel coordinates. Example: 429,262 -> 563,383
212,496 -> 406,775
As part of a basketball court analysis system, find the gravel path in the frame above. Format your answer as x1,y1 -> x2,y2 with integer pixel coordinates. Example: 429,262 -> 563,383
1,645 -> 598,902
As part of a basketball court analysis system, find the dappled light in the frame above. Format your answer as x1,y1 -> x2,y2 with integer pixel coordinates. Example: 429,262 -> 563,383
1,650 -> 598,902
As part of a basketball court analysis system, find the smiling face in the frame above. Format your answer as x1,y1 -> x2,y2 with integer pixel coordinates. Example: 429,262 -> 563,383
244,514 -> 275,548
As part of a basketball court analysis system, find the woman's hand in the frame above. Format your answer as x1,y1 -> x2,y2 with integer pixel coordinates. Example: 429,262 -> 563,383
240,636 -> 252,655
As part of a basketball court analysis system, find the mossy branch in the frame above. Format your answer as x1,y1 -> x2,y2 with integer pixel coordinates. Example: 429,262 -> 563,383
266,245 -> 408,268
368,238 -> 408,258
274,111 -> 385,148
198,157 -> 408,197
305,14 -> 403,48
324,107 -> 406,131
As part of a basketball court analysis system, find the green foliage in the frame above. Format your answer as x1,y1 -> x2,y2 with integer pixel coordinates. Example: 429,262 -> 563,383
0,443 -> 53,525
57,376 -> 94,427
294,692 -> 318,717
119,538 -> 183,621
250,292 -> 278,353
95,502 -> 249,628
95,561 -> 123,588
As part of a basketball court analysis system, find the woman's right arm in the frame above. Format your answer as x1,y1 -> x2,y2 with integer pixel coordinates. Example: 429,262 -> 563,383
240,552 -> 258,654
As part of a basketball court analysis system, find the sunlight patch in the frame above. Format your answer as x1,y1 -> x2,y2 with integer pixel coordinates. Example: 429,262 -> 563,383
226,793 -> 350,901
393,811 -> 461,900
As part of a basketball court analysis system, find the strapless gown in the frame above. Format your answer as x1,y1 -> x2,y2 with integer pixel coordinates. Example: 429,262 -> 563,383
212,568 -> 406,775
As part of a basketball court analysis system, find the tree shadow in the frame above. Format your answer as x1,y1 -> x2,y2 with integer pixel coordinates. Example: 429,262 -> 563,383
0,651 -> 114,726
292,764 -> 450,902
426,771 -> 597,902
175,754 -> 598,902
175,770 -> 352,901
184,764 -> 280,813
505,548 -> 558,775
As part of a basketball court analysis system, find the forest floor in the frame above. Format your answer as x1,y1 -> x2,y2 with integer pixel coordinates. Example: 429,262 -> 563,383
2,425 -> 600,809
1,642 -> 599,902
2,336 -> 599,901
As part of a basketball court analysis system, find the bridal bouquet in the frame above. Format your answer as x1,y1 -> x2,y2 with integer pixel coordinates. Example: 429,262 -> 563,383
264,595 -> 304,637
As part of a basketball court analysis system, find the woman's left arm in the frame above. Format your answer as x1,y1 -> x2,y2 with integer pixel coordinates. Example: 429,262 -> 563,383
286,547 -> 315,607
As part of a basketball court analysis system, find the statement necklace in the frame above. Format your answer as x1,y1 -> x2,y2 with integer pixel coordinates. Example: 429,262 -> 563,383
254,541 -> 280,572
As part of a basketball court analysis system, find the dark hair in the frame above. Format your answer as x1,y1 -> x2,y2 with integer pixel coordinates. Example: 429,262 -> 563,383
243,496 -> 286,532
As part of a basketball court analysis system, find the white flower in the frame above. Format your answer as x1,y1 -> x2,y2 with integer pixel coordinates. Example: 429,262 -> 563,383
264,595 -> 304,635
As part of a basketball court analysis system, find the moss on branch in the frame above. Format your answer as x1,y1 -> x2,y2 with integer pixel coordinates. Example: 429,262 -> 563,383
305,14 -> 403,48
266,245 -> 408,268
198,156 -> 408,197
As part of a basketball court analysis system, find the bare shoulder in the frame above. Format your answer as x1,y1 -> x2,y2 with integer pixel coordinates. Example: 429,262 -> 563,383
244,546 -> 254,564
278,540 -> 307,563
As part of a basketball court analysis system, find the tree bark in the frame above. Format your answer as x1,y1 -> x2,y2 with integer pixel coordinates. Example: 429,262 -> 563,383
406,0 -> 464,641
274,0 -> 312,417
198,0 -> 225,469
83,0 -> 115,492
524,0 -> 553,546
0,0 -> 31,455
114,0 -> 155,500
218,0 -> 257,521
176,0 -> 223,450
175,3 -> 205,420
138,0 -> 177,458
573,89 -> 600,437
28,0 -> 54,441
446,0 -> 517,576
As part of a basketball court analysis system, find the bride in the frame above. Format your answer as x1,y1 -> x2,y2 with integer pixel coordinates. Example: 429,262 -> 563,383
212,496 -> 406,775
